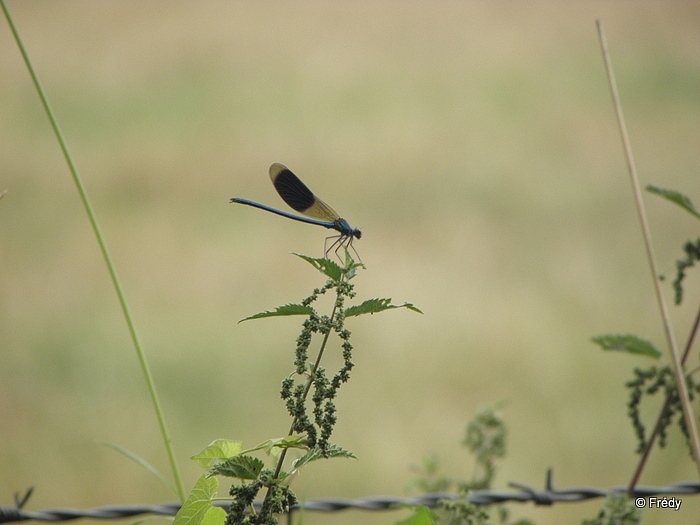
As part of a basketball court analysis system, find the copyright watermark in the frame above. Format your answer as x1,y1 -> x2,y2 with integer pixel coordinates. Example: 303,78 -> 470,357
634,496 -> 682,510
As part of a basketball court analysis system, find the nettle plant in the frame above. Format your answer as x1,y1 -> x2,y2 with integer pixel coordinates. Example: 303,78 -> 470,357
592,185 -> 700,480
174,253 -> 421,525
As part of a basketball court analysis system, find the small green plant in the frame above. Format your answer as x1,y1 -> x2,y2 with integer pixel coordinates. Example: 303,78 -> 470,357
647,185 -> 700,306
460,403 -> 507,492
403,404 -> 533,525
581,495 -> 641,525
175,252 -> 421,525
591,184 -> 700,496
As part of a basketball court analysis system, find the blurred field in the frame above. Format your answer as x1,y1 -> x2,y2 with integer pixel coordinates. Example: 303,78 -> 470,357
1,2 -> 700,524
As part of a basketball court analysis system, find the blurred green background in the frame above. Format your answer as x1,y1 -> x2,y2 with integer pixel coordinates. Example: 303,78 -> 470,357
1,2 -> 700,524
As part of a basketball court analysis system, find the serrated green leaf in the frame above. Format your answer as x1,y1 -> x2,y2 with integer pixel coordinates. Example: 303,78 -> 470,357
292,444 -> 357,470
293,252 -> 364,279
209,455 -> 264,480
191,439 -> 243,469
173,474 -> 218,525
239,303 -> 314,323
345,298 -> 423,317
591,334 -> 661,359
401,303 -> 423,314
647,185 -> 700,220
293,253 -> 344,280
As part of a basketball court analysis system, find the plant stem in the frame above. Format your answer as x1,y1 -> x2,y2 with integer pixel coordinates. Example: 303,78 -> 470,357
1,1 -> 185,501
597,18 -> 700,480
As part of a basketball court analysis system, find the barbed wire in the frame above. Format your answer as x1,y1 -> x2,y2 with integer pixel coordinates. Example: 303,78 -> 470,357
2,477 -> 698,523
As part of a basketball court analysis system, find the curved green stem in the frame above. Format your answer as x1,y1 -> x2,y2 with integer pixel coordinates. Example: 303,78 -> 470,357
1,1 -> 185,502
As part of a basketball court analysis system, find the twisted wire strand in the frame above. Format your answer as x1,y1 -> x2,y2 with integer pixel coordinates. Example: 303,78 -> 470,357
2,481 -> 698,523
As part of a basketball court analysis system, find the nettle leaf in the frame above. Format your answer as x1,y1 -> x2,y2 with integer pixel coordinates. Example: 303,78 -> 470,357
294,253 -> 344,280
209,455 -> 264,480
173,474 -> 219,525
293,252 -> 364,280
345,298 -> 423,317
292,444 -> 357,470
239,303 -> 313,323
591,334 -> 661,359
647,185 -> 700,220
191,439 -> 243,470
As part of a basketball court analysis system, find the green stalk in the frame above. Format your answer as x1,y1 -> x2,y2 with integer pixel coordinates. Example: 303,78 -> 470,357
1,1 -> 185,502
